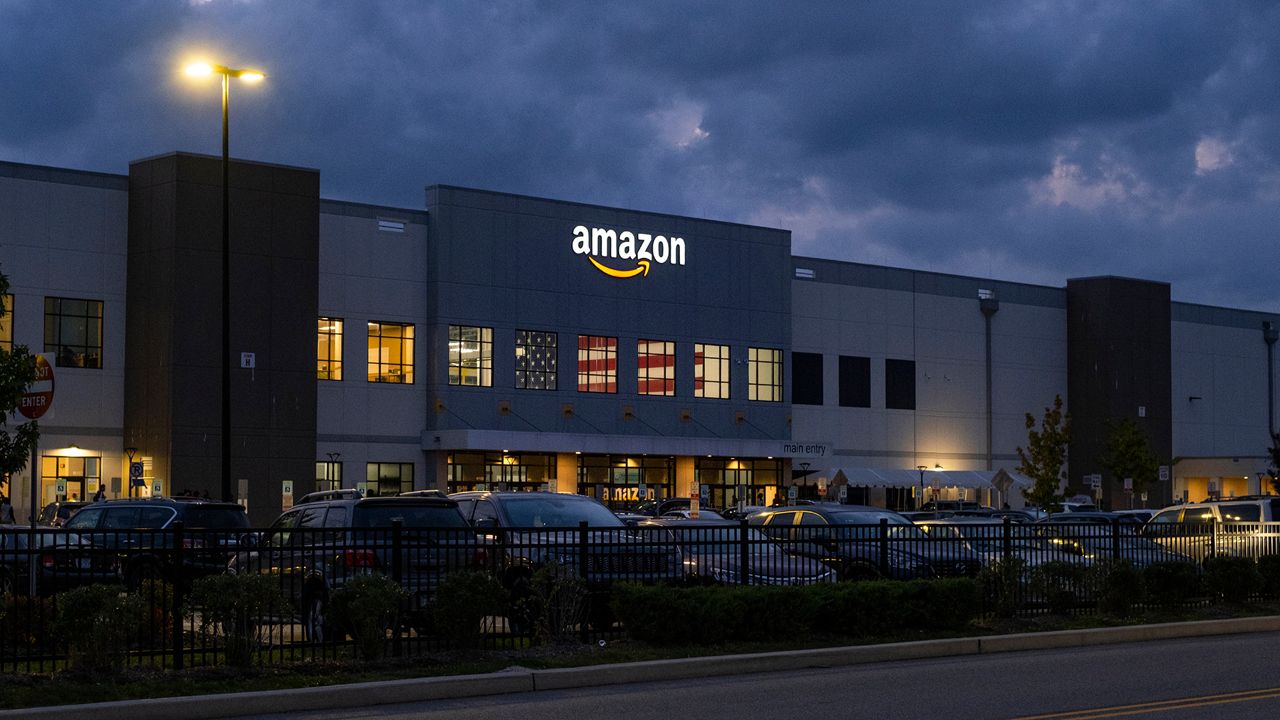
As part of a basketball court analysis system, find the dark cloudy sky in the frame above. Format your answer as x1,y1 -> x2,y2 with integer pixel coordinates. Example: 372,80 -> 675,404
4,1 -> 1280,311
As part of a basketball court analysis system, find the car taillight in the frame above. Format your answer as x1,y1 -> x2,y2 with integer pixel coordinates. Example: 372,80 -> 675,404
343,549 -> 378,568
472,547 -> 489,567
41,553 -> 55,569
183,537 -> 206,549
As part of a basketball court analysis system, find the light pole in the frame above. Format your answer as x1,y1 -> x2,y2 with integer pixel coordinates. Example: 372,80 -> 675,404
184,61 -> 265,502
124,446 -> 138,498
917,465 -> 928,509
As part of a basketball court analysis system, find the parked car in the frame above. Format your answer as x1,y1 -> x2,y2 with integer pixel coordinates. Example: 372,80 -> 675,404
660,508 -> 726,521
62,497 -> 251,587
37,500 -> 91,528
1034,517 -> 1193,567
228,491 -> 484,641
748,503 -> 983,581
0,525 -> 115,595
915,518 -> 1082,569
451,491 -> 681,629
637,517 -> 836,586
1144,497 -> 1280,561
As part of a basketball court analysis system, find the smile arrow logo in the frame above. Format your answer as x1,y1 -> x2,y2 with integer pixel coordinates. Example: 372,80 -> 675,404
588,257 -> 651,278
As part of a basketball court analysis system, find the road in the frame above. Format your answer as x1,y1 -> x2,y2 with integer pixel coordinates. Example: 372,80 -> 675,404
244,631 -> 1280,720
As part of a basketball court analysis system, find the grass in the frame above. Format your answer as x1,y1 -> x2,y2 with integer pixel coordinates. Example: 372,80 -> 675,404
3,601 -> 1278,710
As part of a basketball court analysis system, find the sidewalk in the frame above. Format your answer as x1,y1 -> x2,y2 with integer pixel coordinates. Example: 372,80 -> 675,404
6,615 -> 1280,720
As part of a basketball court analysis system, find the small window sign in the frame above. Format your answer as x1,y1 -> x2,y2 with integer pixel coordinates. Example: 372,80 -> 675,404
241,352 -> 256,369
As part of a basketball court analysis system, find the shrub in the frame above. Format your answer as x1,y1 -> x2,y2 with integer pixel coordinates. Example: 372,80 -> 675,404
1031,561 -> 1087,615
330,574 -> 407,660
0,595 -> 54,650
1091,560 -> 1142,617
1257,555 -> 1280,598
52,584 -> 146,673
1141,561 -> 1202,606
979,557 -> 1027,618
1203,556 -> 1261,605
188,574 -> 288,667
527,562 -> 588,645
431,570 -> 506,649
137,578 -> 177,648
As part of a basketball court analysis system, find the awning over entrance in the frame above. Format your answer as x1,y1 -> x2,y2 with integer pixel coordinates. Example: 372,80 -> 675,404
817,466 -> 1033,491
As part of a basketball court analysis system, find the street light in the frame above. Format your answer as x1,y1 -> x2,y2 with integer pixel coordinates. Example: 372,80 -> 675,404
184,61 -> 266,502
917,465 -> 928,509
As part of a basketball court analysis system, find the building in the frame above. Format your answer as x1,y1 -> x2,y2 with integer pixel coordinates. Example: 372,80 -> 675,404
2,153 -> 1277,523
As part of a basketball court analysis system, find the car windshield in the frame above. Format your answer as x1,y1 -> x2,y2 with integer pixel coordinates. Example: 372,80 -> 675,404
667,527 -> 780,555
828,511 -> 927,538
353,504 -> 469,528
950,525 -> 1054,552
503,496 -> 624,528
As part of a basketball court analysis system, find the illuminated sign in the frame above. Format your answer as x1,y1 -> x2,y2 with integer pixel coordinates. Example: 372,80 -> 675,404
572,225 -> 686,278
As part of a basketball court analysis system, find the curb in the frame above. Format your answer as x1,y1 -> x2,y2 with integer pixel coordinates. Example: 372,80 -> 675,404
6,616 -> 1280,719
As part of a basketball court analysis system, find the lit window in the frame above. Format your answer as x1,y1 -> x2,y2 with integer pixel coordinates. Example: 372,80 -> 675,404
315,461 -> 343,492
638,339 -> 675,396
694,343 -> 730,399
365,462 -> 413,497
748,347 -> 782,402
0,294 -> 12,352
368,321 -> 414,383
317,317 -> 343,381
516,330 -> 557,390
44,297 -> 103,369
448,325 -> 493,387
577,335 -> 617,393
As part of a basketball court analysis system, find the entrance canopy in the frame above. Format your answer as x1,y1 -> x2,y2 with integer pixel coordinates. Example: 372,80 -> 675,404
819,466 -> 1033,492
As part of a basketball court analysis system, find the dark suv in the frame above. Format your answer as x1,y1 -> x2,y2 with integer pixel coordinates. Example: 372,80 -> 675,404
227,490 -> 483,641
63,497 -> 250,586
451,491 -> 680,628
748,503 -> 982,580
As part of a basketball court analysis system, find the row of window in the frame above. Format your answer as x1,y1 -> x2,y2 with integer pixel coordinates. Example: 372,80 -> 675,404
318,319 -> 785,401
0,295 -> 105,368
791,353 -> 916,410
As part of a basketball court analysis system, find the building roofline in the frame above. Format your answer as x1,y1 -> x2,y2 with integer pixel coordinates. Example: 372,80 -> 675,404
0,158 -> 128,190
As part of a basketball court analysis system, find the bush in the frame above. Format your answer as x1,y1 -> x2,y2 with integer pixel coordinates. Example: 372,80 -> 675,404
1141,561 -> 1202,606
1258,555 -> 1280,598
330,575 -> 407,660
979,558 -> 1027,618
1203,556 -> 1261,605
1031,561 -> 1087,615
1091,560 -> 1142,617
187,574 -> 288,667
0,595 -> 54,650
527,562 -> 588,645
52,584 -> 146,673
613,578 -> 979,646
431,570 -> 506,649
137,578 -> 177,648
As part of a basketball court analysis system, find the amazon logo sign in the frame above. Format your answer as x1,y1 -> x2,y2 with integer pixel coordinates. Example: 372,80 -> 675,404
571,225 -> 686,278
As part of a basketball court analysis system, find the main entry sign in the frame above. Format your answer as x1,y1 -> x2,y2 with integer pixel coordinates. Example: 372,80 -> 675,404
19,354 -> 54,420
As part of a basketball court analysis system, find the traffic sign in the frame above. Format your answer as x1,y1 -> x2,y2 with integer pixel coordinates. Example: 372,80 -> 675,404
18,354 -> 54,420
1158,465 -> 1170,483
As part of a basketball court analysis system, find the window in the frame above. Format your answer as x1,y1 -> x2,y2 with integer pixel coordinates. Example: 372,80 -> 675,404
791,352 -> 823,405
748,347 -> 782,402
0,294 -> 11,352
694,343 -> 730,399
515,330 -> 558,390
367,321 -> 414,383
885,358 -> 916,410
839,355 -> 871,408
637,339 -> 675,396
44,297 -> 103,368
448,325 -> 493,386
317,317 -> 343,381
577,335 -> 617,393
315,461 -> 342,492
364,462 -> 413,497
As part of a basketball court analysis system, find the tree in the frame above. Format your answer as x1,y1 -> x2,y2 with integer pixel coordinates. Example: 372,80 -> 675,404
0,269 -> 40,493
1099,418 -> 1159,503
1017,394 -> 1071,510
1266,432 -> 1280,495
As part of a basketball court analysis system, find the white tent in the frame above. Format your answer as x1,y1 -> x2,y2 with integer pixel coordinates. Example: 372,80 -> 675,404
809,466 -> 1033,508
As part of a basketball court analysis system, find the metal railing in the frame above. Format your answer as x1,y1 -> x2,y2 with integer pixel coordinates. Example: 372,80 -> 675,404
0,519 -> 1276,672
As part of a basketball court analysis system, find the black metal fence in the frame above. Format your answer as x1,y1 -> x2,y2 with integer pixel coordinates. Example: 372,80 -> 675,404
2,519 -> 1278,672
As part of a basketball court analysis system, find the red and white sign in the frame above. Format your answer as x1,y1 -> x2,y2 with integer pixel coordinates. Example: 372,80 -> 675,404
19,354 -> 54,420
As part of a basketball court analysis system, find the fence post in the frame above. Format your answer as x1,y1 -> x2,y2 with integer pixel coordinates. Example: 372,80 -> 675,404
578,521 -> 590,644
1111,517 -> 1121,561
739,519 -> 750,586
171,521 -> 185,671
878,518 -> 890,577
391,520 -> 403,658
1002,516 -> 1012,561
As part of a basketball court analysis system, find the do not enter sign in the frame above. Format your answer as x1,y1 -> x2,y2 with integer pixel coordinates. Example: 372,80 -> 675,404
19,354 -> 54,420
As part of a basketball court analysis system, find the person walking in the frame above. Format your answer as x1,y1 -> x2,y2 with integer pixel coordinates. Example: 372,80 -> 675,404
92,484 -> 106,502
0,496 -> 14,524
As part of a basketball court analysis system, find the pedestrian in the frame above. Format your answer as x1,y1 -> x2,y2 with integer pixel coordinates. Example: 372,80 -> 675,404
92,484 -> 106,502
0,496 -> 14,524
